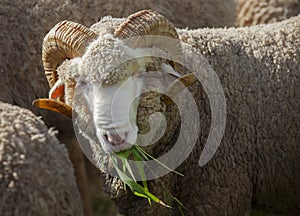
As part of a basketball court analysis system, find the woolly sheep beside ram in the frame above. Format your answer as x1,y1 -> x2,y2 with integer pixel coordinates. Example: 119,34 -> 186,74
0,102 -> 83,216
34,10 -> 300,216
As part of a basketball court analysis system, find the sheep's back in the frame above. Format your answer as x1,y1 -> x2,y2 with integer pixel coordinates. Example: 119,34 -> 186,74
177,15 -> 300,213
0,102 -> 83,216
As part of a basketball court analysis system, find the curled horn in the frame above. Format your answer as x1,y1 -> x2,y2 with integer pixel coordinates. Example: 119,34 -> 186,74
33,21 -> 97,118
42,20 -> 98,88
114,10 -> 179,40
114,10 -> 196,104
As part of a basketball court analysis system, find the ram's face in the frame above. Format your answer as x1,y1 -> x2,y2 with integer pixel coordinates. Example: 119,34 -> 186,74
72,36 -> 141,153
73,32 -> 176,153
37,10 -> 187,154
80,77 -> 144,153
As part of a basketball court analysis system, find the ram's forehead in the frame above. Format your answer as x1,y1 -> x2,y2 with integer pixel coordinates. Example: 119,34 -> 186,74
78,36 -> 130,85
77,16 -> 173,86
76,17 -> 143,86
90,16 -> 125,36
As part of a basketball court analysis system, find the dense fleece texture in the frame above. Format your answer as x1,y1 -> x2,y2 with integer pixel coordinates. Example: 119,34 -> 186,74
93,15 -> 300,216
236,0 -> 300,26
176,14 -> 300,216
0,102 -> 83,215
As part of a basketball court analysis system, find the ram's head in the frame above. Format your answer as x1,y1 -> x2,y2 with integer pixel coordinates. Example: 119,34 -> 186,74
34,10 -> 196,154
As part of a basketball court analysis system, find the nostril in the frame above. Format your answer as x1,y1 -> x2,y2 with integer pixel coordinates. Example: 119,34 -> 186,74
104,132 -> 128,146
103,134 -> 109,142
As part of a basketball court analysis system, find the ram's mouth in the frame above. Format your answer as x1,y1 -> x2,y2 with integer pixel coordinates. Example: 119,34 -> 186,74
102,137 -> 133,153
96,127 -> 138,153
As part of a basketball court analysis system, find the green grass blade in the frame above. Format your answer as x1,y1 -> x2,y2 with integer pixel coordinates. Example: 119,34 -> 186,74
132,146 -> 149,160
122,157 -> 137,182
116,149 -> 138,182
111,153 -> 172,208
133,191 -> 150,199
130,182 -> 172,208
131,149 -> 148,189
111,154 -> 133,183
111,146 -> 186,209
135,146 -> 184,177
172,195 -> 188,211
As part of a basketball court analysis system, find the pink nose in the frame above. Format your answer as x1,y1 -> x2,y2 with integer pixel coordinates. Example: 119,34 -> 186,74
104,132 -> 127,146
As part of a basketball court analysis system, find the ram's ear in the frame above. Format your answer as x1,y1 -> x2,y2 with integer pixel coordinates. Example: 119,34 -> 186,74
32,98 -> 72,118
49,78 -> 65,99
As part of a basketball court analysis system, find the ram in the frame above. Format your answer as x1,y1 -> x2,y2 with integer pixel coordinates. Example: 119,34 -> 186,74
34,10 -> 300,216
0,102 -> 82,216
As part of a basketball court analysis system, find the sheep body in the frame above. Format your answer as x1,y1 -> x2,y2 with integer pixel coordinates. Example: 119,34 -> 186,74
0,101 -> 83,216
67,14 -> 300,216
173,15 -> 300,215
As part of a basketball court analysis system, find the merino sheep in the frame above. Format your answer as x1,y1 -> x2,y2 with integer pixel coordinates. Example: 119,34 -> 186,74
236,0 -> 300,26
35,10 -> 300,216
0,101 -> 83,216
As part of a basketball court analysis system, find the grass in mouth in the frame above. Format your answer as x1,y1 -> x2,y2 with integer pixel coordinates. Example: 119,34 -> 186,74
110,145 -> 187,212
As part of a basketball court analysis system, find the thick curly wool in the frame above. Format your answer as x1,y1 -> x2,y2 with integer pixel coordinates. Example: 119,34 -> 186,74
0,102 -> 83,216
56,59 -> 79,106
79,35 -> 134,86
81,17 -> 132,86
236,0 -> 300,26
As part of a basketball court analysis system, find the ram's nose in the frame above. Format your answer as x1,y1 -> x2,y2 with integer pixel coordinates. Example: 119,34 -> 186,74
104,132 -> 128,146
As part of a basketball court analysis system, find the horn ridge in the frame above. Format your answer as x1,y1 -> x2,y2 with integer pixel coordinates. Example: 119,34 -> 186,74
42,20 -> 97,88
114,10 -> 179,39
